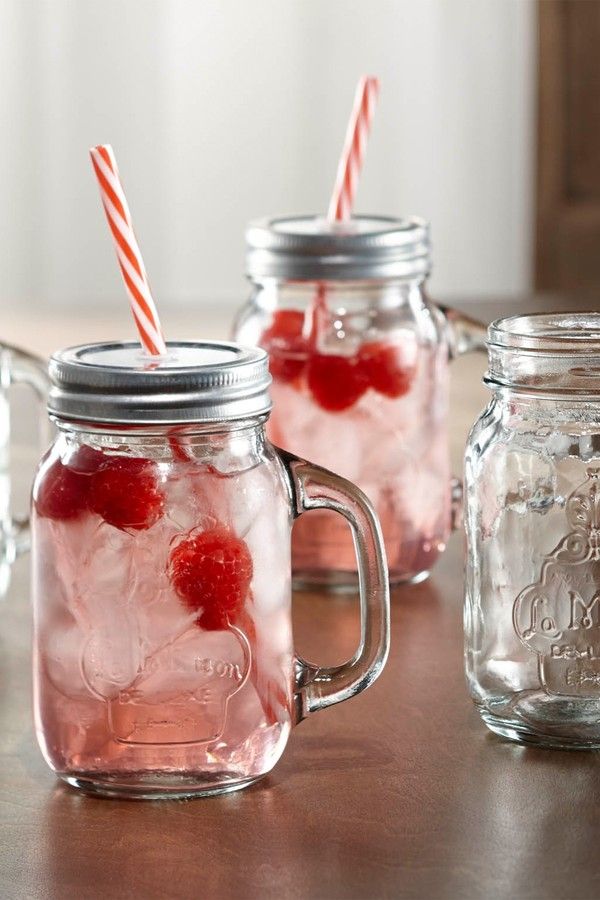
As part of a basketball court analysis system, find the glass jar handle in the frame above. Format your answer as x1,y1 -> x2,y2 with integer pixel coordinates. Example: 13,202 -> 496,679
436,305 -> 486,532
1,343 -> 49,556
437,304 -> 487,358
277,449 -> 390,723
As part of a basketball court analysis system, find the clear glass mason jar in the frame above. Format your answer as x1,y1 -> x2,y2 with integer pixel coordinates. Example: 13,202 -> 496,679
234,215 -> 485,589
465,312 -> 600,748
0,343 -> 48,593
32,341 -> 389,798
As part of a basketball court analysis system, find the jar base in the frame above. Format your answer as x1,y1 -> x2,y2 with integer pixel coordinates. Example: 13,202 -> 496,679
479,708 -> 600,751
59,771 -> 264,800
293,568 -> 430,594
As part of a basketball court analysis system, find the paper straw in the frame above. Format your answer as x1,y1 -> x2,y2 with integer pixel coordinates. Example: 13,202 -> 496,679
89,144 -> 167,356
306,77 -> 381,345
327,76 -> 380,222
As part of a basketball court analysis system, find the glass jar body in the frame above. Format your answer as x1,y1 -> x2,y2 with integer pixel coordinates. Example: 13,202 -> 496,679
465,391 -> 600,748
32,420 -> 294,798
234,278 -> 451,587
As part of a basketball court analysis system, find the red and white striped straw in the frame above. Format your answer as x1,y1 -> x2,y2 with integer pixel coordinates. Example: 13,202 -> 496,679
89,144 -> 167,357
327,75 -> 380,222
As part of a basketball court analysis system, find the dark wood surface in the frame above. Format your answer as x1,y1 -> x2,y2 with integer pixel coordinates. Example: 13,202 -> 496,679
536,0 -> 600,291
2,294 -> 600,900
5,538 -> 600,900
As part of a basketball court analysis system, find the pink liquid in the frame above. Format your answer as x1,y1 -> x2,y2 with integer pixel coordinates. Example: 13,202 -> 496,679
266,339 -> 451,585
32,447 -> 294,797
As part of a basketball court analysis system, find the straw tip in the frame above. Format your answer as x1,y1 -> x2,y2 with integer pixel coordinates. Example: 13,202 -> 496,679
363,74 -> 380,89
90,143 -> 113,157
355,75 -> 381,99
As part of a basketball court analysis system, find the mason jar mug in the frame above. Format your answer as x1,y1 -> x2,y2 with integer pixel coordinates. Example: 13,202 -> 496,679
32,341 -> 390,798
0,342 -> 48,593
234,215 -> 485,589
465,312 -> 600,748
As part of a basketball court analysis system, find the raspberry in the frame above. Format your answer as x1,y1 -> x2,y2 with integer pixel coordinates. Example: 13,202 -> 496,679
34,458 -> 90,520
260,309 -> 308,383
88,457 -> 164,530
168,527 -> 253,630
34,444 -> 105,520
358,341 -> 416,399
306,353 -> 369,412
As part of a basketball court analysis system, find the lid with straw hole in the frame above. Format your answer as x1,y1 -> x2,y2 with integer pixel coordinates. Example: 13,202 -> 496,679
48,341 -> 272,425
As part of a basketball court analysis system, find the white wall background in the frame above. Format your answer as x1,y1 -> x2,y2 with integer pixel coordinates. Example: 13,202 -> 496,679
0,0 -> 536,313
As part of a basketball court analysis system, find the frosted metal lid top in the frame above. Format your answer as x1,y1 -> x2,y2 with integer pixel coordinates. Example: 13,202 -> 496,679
48,340 -> 272,425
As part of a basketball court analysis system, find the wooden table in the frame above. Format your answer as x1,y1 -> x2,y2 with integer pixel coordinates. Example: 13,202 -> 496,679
1,295 -> 599,900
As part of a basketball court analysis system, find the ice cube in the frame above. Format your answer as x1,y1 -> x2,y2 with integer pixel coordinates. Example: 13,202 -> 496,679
45,515 -> 104,610
41,613 -> 90,699
163,462 -> 229,532
231,463 -> 291,616
269,382 -> 365,482
72,522 -> 138,622
34,519 -> 73,627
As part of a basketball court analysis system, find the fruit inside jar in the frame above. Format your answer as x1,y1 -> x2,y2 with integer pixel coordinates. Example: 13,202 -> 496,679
256,302 -> 451,587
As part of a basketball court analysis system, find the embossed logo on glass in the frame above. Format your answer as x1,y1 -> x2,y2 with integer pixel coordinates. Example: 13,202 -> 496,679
513,468 -> 600,697
81,625 -> 251,744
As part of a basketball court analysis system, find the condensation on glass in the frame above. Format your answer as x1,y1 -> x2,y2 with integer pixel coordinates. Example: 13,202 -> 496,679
32,341 -> 390,798
234,215 -> 485,590
465,312 -> 600,748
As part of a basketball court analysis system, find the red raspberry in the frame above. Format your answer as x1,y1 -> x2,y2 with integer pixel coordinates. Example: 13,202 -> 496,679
358,341 -> 416,398
260,309 -> 308,383
88,457 -> 164,530
34,458 -> 90,520
306,353 -> 369,412
34,444 -> 105,520
168,527 -> 253,630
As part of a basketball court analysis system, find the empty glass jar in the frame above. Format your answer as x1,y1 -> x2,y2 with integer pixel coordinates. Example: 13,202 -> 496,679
465,312 -> 600,748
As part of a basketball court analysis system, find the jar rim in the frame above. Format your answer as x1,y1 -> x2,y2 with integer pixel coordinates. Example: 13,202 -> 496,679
488,311 -> 600,354
485,311 -> 600,397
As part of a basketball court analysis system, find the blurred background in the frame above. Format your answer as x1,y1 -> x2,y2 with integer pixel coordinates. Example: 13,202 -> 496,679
3,0 -> 599,476
1,0 -> 599,344
1,0 -> 537,322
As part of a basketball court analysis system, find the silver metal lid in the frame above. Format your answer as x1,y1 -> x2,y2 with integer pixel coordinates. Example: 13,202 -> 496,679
245,215 -> 431,281
48,341 -> 272,425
